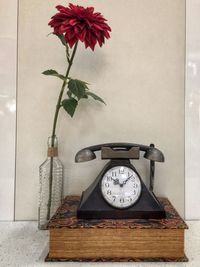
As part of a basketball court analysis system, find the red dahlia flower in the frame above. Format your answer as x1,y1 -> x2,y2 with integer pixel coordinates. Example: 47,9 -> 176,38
48,3 -> 111,50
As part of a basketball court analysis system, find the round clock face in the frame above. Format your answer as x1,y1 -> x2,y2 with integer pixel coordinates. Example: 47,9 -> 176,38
101,166 -> 142,209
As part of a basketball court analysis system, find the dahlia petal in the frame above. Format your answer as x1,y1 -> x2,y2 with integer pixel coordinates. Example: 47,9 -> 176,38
97,35 -> 105,47
56,5 -> 73,16
56,5 -> 65,11
51,13 -> 68,20
66,29 -> 77,41
59,24 -> 69,33
104,25 -> 112,32
86,31 -> 96,50
69,18 -> 79,26
48,20 -> 54,26
70,3 -> 79,9
74,26 -> 81,34
84,41 -> 89,48
91,35 -> 97,49
69,3 -> 84,14
94,13 -> 105,21
86,7 -> 94,13
85,32 -> 91,48
53,27 -> 60,34
69,3 -> 76,10
79,28 -> 87,42
77,24 -> 85,30
92,23 -> 103,31
92,29 -> 101,39
103,31 -> 110,39
98,39 -> 103,47
68,38 -> 77,48
65,33 -> 77,48
86,19 -> 92,28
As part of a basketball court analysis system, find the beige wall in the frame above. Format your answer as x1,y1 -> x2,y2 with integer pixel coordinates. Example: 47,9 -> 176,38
16,0 -> 185,219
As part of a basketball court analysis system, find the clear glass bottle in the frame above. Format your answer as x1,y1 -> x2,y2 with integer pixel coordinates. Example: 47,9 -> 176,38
38,136 -> 63,230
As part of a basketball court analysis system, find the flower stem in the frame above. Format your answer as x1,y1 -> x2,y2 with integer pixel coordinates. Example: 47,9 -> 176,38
51,41 -> 78,144
46,42 -> 78,221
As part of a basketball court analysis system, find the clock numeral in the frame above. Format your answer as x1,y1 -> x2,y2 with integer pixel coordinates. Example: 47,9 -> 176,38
131,177 -> 136,182
112,171 -> 117,177
132,190 -> 136,195
107,176 -> 111,182
120,198 -> 125,203
132,183 -> 138,188
112,196 -> 116,202
119,168 -> 124,174
105,183 -> 109,188
128,196 -> 133,202
107,190 -> 112,195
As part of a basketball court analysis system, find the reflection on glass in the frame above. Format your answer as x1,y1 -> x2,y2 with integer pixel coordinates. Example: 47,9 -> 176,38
6,99 -> 16,113
188,61 -> 197,76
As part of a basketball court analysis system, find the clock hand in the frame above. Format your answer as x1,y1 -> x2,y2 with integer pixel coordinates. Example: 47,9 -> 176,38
111,177 -> 120,185
111,175 -> 132,187
123,175 -> 133,185
112,178 -> 124,187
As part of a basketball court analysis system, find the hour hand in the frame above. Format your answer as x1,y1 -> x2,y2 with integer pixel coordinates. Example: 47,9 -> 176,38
111,177 -> 120,185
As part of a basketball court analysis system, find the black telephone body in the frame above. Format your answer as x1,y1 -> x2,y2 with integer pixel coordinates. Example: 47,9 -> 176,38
75,143 -> 166,220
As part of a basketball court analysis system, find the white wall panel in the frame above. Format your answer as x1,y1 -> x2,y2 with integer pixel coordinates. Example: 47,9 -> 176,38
0,0 -> 17,220
186,0 -> 200,219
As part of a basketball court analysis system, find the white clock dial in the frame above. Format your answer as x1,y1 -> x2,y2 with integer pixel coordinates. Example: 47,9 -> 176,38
101,166 -> 142,209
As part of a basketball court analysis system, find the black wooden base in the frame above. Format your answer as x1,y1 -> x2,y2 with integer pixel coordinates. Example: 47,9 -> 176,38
77,160 -> 166,219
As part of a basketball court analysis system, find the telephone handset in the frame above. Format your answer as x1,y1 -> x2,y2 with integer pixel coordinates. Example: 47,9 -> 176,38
75,142 -> 165,192
75,142 -> 165,219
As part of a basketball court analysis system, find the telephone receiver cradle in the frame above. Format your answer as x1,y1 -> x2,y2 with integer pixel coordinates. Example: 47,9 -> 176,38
75,143 -> 165,192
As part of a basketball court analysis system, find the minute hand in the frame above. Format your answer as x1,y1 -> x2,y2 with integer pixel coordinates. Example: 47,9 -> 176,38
123,175 -> 133,185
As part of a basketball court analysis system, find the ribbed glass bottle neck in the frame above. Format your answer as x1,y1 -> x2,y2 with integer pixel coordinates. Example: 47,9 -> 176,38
47,136 -> 58,157
48,136 -> 58,147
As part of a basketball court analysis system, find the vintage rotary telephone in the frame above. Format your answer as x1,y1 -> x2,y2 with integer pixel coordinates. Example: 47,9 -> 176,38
75,143 -> 166,219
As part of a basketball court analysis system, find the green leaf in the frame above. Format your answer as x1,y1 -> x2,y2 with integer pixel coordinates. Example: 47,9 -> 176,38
56,34 -> 67,46
86,91 -> 106,105
55,34 -> 70,60
68,79 -> 88,100
42,69 -> 66,81
67,90 -> 73,99
62,98 -> 78,117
